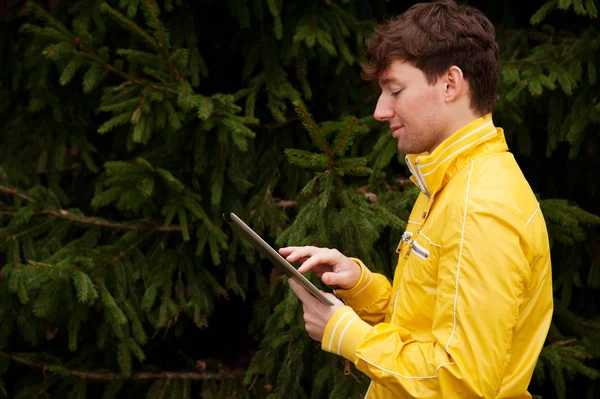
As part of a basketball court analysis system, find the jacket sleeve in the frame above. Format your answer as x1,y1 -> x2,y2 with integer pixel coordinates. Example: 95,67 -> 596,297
321,199 -> 531,398
333,258 -> 392,325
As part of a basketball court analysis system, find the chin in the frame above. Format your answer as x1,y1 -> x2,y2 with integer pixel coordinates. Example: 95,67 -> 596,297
397,144 -> 411,154
398,144 -> 428,155
396,141 -> 414,154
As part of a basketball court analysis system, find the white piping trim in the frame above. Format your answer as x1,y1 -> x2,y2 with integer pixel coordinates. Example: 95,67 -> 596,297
337,316 -> 359,355
347,271 -> 373,299
436,362 -> 457,372
327,311 -> 353,352
356,355 -> 455,379
393,287 -> 401,309
419,231 -> 441,248
406,155 -> 430,197
408,220 -> 422,226
421,129 -> 496,177
415,162 -> 430,197
446,160 -> 475,354
526,203 -> 540,226
419,121 -> 494,168
363,381 -> 373,399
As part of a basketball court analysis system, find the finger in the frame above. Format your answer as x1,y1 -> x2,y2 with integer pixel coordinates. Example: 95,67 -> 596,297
322,292 -> 343,306
290,256 -> 311,265
288,278 -> 315,304
288,277 -> 300,294
297,263 -> 327,276
321,271 -> 346,287
311,268 -> 326,278
279,248 -> 310,264
278,247 -> 301,256
283,246 -> 321,263
303,304 -> 311,322
297,252 -> 337,273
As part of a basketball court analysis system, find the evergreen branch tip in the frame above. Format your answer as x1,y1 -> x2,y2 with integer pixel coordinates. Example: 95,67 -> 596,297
0,352 -> 244,381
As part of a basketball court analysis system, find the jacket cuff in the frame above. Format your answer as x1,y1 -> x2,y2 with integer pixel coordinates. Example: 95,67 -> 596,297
334,258 -> 379,304
321,306 -> 371,362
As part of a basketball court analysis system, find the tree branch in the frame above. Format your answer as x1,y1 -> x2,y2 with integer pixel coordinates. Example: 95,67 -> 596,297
273,198 -> 298,209
246,116 -> 299,131
0,185 -> 183,232
502,29 -> 580,44
10,219 -> 54,240
550,338 -> 577,348
92,229 -> 156,277
141,0 -> 185,84
29,3 -> 178,96
76,44 -> 178,94
0,352 -> 245,381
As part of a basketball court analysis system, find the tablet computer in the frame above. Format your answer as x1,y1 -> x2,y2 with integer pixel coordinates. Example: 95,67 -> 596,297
224,212 -> 333,306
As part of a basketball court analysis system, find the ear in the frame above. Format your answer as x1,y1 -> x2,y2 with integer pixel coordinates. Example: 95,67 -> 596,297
443,66 -> 466,104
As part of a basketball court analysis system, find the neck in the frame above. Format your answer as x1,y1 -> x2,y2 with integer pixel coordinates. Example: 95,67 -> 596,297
430,107 -> 484,153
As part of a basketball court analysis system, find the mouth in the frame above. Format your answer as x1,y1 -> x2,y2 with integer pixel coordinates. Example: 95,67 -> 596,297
391,125 -> 404,138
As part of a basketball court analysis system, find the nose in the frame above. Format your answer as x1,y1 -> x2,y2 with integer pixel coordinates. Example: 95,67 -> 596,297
373,94 -> 393,121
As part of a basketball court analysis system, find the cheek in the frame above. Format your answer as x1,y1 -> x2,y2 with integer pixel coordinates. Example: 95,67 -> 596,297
421,87 -> 438,105
410,90 -> 435,112
395,89 -> 439,121
428,88 -> 445,110
410,91 -> 442,127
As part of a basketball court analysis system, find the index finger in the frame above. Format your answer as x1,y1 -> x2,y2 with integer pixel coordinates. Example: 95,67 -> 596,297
296,252 -> 339,274
279,246 -> 321,263
278,246 -> 302,256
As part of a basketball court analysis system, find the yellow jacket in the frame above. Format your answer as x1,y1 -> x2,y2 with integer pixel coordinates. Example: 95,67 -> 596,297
322,114 -> 553,398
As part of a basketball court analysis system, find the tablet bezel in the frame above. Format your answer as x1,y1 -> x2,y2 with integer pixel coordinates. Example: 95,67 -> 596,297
225,212 -> 333,306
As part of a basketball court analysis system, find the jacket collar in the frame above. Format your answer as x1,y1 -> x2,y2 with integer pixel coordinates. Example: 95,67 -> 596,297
405,113 -> 508,198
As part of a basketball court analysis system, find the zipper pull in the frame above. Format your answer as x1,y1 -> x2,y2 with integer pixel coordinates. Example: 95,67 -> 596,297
344,359 -> 351,375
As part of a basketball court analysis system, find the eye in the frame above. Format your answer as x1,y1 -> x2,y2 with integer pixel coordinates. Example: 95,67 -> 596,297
391,89 -> 403,97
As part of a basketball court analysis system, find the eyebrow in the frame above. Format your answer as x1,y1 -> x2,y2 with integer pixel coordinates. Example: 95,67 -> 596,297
379,77 -> 404,87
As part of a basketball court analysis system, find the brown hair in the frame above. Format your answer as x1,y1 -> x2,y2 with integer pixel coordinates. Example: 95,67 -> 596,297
362,0 -> 499,115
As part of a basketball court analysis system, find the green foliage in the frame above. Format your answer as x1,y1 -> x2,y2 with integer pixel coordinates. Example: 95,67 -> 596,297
499,1 -> 600,159
243,104 -> 409,397
102,380 -> 125,399
542,199 -> 600,246
535,339 -> 600,399
0,0 -> 598,397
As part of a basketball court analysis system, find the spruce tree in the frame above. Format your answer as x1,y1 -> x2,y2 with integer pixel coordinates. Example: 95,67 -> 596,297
0,0 -> 598,398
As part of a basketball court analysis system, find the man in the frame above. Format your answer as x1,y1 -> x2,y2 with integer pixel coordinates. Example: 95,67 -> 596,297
278,1 -> 553,398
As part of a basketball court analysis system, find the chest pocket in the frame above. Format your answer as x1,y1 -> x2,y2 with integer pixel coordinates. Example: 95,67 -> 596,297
396,229 -> 435,261
409,234 -> 431,260
388,228 -> 442,336
403,230 -> 440,281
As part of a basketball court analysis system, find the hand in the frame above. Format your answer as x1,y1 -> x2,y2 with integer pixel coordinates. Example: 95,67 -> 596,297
288,278 -> 344,342
279,246 -> 362,290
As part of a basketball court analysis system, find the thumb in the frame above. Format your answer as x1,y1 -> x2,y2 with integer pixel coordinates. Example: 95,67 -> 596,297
322,271 -> 344,287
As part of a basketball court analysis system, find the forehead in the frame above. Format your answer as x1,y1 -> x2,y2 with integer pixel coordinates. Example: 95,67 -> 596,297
378,59 -> 424,87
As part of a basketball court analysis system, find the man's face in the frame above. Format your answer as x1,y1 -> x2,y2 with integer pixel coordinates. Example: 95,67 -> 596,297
374,59 -> 448,155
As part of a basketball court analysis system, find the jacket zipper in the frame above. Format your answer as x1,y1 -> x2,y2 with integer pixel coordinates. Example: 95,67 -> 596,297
405,156 -> 430,197
398,231 -> 429,260
397,232 -> 413,253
